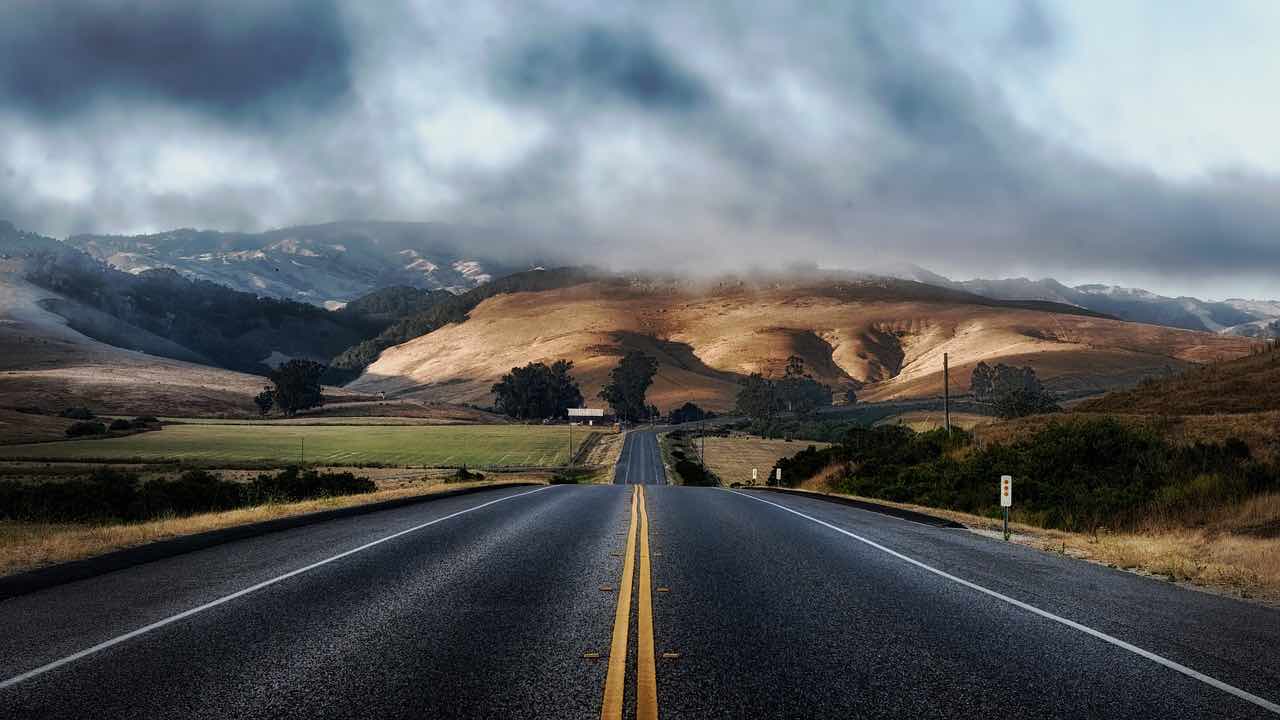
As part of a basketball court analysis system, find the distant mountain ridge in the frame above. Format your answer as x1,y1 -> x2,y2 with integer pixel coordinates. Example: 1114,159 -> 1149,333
877,263 -> 1280,338
60,221 -> 547,307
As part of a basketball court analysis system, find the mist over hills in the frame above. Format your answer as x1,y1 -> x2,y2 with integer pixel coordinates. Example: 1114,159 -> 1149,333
61,221 -> 547,308
880,263 -> 1280,338
1,218 -> 1272,415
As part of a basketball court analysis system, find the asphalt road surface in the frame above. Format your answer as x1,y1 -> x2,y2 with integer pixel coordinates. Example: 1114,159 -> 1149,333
614,429 -> 667,485
3,431 -> 1280,718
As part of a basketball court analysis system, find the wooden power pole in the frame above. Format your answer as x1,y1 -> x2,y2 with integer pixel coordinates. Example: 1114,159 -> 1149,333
943,352 -> 951,435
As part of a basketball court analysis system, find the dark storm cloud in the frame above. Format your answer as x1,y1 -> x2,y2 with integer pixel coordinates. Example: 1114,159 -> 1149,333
0,0 -> 351,122
496,25 -> 711,111
3,0 -> 1280,296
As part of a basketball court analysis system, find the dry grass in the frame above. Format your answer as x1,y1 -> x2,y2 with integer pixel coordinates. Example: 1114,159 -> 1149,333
873,410 -> 994,432
0,474 -> 549,578
1077,347 -> 1280,415
701,434 -> 830,486
349,279 -> 1251,411
789,481 -> 1280,607
581,430 -> 626,484
975,411 -> 1280,463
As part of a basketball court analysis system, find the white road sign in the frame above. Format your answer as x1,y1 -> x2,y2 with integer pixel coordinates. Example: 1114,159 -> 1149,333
775,468 -> 782,482
568,408 -> 605,417
752,468 -> 758,481
1000,475 -> 1013,507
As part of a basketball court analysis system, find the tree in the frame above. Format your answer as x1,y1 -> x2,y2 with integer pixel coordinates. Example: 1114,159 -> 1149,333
267,360 -> 326,417
979,363 -> 1060,418
254,388 -> 276,416
735,373 -> 778,422
599,351 -> 659,422
670,402 -> 707,424
970,361 -> 996,401
776,355 -> 832,416
490,360 -> 584,420
842,387 -> 858,405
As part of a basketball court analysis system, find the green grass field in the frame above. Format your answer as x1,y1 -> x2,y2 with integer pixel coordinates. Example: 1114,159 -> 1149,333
0,424 -> 584,467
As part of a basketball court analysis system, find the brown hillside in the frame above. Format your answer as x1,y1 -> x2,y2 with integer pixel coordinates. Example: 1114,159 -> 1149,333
351,277 -> 1256,412
0,265 -> 269,422
1076,347 -> 1280,415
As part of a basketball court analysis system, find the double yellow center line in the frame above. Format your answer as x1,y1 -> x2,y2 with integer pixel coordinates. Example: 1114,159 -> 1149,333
601,485 -> 659,720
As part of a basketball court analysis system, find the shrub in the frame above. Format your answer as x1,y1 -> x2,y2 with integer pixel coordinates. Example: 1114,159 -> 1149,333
59,407 -> 95,420
674,459 -> 716,486
771,417 -> 1278,533
65,421 -> 106,438
132,416 -> 160,425
0,466 -> 377,524
108,419 -> 133,431
246,466 -> 376,503
451,466 -> 485,482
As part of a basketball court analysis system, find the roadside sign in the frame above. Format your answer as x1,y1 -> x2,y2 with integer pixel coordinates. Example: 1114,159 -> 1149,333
775,468 -> 782,482
568,408 -> 605,417
752,468 -> 758,481
1000,475 -> 1012,507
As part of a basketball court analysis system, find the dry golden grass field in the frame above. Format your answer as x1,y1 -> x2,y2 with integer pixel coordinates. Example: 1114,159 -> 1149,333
350,278 -> 1254,412
700,435 -> 832,486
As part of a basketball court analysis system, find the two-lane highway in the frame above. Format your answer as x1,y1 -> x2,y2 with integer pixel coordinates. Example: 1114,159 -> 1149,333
614,429 -> 666,485
3,428 -> 1280,718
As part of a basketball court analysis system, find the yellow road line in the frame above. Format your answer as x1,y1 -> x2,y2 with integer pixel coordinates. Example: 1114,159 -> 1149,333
637,485 -> 659,720
601,486 -> 639,720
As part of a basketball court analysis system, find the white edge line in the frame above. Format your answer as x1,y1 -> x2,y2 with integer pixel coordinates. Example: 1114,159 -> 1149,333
727,489 -> 1280,716
0,485 -> 554,691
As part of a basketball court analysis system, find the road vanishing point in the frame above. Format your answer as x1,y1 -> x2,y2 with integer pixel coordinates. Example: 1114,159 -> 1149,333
2,428 -> 1279,718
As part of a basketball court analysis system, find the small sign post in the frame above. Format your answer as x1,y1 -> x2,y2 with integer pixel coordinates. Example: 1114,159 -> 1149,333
1000,475 -> 1013,541
752,468 -> 758,485
775,468 -> 782,486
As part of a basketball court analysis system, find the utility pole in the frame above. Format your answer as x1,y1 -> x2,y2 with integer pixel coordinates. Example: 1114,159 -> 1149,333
943,352 -> 951,435
700,417 -> 706,464
567,415 -> 573,468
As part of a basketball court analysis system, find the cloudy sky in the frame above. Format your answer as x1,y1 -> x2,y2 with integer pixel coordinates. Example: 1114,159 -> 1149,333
2,1 -> 1279,298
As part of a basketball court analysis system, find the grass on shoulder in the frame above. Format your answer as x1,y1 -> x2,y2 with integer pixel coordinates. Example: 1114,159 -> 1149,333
702,434 -> 831,487
0,473 -> 548,578
785,484 -> 1280,608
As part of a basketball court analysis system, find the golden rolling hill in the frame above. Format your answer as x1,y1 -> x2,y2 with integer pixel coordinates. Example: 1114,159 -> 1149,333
350,275 -> 1257,412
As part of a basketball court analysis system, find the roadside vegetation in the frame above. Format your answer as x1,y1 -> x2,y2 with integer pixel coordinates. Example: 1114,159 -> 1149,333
0,466 -> 375,524
0,472 -> 545,578
771,419 -> 1276,533
752,346 -> 1280,604
659,429 -> 719,486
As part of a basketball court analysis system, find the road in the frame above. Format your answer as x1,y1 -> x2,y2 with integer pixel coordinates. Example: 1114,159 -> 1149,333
614,429 -> 667,485
3,431 -> 1280,718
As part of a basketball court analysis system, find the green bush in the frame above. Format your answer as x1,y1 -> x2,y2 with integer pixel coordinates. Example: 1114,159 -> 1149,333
60,407 -> 95,420
0,466 -> 376,523
65,421 -> 106,438
674,459 -> 716,486
770,418 -> 1278,532
245,466 -> 377,503
108,419 -> 133,431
